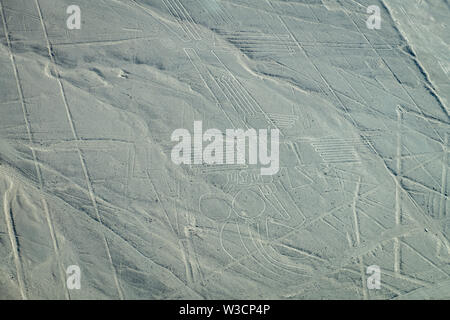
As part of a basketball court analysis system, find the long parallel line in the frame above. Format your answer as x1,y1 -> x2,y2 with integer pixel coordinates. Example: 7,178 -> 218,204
34,0 -> 123,299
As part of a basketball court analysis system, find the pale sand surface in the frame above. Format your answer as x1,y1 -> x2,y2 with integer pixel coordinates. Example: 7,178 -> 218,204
0,0 -> 449,299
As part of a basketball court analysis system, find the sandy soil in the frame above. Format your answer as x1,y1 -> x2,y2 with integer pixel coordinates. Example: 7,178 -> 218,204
0,0 -> 449,299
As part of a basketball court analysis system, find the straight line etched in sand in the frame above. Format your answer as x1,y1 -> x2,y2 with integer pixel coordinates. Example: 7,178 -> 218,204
0,1 -> 70,300
34,0 -> 124,299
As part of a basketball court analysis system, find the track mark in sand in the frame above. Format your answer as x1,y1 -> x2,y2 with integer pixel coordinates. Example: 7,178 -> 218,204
402,145 -> 442,194
402,176 -> 450,201
401,240 -> 449,278
333,65 -> 449,133
0,1 -> 69,300
40,198 -> 70,299
195,0 -> 232,24
183,48 -> 237,127
399,6 -> 421,35
2,181 -> 27,299
339,1 -> 447,143
211,50 -> 282,134
277,0 -> 450,265
267,113 -> 298,129
213,30 -> 296,57
52,35 -> 158,47
235,224 -> 282,280
352,179 -> 362,247
166,185 -> 429,299
145,170 -> 204,294
439,133 -> 448,218
217,74 -> 257,116
0,1 -> 42,190
311,137 -> 369,164
127,0 -> 188,42
260,184 -> 290,220
343,267 -> 402,296
273,11 -> 372,144
166,184 -> 385,298
183,215 -> 205,288
179,238 -> 194,285
161,0 -> 201,40
34,0 -> 124,299
351,177 -> 368,300
438,60 -> 449,75
394,107 -> 403,275
331,82 -> 447,146
124,145 -> 133,211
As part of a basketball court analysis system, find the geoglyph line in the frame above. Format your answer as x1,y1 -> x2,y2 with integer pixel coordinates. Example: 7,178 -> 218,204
34,0 -> 124,299
0,1 -> 71,299
2,181 -> 27,299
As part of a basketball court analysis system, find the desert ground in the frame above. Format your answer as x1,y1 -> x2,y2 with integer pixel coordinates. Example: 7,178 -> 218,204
0,0 -> 449,299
